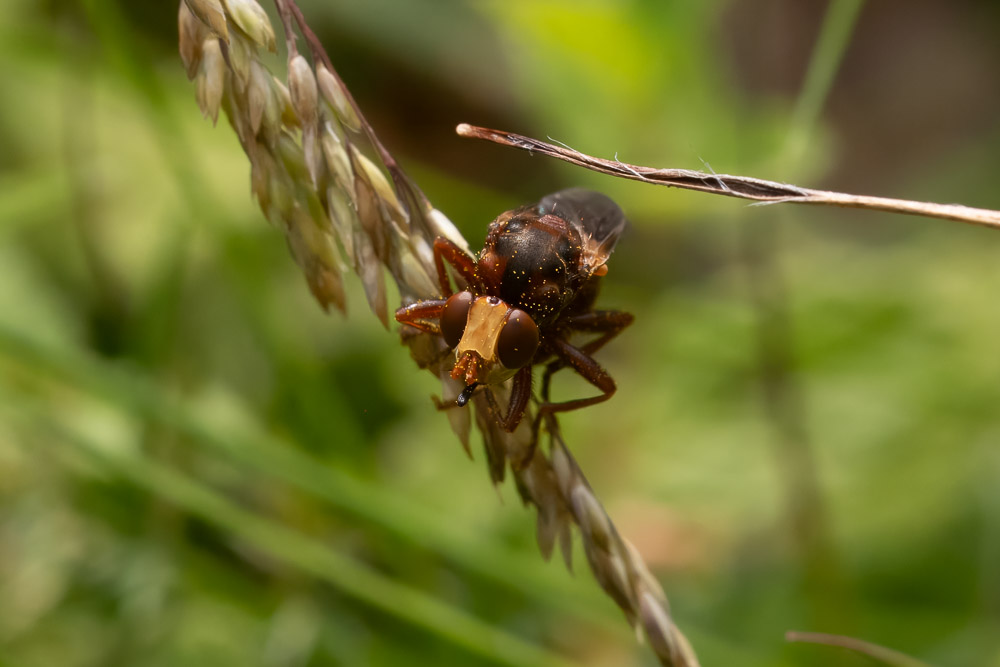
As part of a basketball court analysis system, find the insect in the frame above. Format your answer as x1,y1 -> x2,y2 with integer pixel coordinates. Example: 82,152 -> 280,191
395,188 -> 633,436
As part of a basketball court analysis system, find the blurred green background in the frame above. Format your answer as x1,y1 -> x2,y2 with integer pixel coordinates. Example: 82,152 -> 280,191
2,1 -> 999,665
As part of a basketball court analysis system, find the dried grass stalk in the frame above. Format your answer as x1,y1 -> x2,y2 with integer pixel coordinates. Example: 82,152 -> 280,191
457,124 -> 1000,230
179,2 -> 699,665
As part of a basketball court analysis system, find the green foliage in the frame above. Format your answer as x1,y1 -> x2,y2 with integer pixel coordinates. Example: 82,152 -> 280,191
0,1 -> 998,666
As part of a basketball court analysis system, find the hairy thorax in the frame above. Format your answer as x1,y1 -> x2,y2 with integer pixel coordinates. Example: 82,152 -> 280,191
477,210 -> 584,326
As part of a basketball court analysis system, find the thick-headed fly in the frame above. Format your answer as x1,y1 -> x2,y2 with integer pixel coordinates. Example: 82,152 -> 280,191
395,188 -> 633,435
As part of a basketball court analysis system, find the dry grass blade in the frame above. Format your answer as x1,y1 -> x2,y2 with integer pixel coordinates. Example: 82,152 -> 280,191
786,631 -> 932,667
456,124 -> 1000,230
180,1 -> 699,665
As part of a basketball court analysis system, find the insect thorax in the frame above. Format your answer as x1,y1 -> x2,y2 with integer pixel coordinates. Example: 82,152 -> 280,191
478,211 -> 584,325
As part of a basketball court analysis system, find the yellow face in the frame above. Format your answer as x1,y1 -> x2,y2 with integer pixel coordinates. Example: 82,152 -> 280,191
442,294 -> 540,391
453,297 -> 521,385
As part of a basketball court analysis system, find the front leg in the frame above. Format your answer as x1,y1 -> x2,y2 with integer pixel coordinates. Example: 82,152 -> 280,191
433,237 -> 480,296
484,365 -> 533,432
395,299 -> 446,334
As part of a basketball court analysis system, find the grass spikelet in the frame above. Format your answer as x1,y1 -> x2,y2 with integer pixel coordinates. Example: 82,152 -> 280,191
183,0 -> 229,41
221,0 -> 275,51
245,60 -> 272,136
195,39 -> 224,123
178,3 -> 208,79
316,63 -> 362,133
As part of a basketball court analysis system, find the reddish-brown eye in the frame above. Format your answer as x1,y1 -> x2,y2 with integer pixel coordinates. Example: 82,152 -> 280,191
441,291 -> 473,348
497,309 -> 539,369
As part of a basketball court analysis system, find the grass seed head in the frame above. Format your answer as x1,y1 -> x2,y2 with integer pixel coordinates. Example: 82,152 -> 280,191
351,150 -> 407,228
226,32 -> 253,89
178,5 -> 700,661
178,3 -> 209,79
356,237 -> 388,326
428,208 -> 473,257
316,64 -> 361,133
320,127 -> 355,198
276,131 -> 309,183
249,145 -> 275,215
288,55 -> 319,130
246,60 -> 273,135
324,187 -> 357,266
196,38 -> 225,123
221,0 -> 276,51
183,0 -> 229,41
398,251 -> 437,302
272,77 -> 298,129
288,206 -> 346,313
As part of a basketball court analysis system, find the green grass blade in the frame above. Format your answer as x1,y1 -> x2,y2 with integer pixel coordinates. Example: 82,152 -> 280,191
0,320 -> 619,630
11,407 -> 574,667
784,0 -> 868,164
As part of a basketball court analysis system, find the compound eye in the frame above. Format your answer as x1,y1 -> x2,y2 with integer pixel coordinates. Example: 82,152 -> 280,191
497,309 -> 539,369
441,291 -> 474,348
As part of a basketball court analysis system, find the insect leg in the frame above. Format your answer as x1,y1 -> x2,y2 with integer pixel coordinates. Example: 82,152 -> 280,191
516,335 -> 618,470
433,237 -> 479,296
484,365 -> 533,433
538,337 -> 617,416
540,309 -> 633,385
394,299 -> 446,334
561,309 -> 634,356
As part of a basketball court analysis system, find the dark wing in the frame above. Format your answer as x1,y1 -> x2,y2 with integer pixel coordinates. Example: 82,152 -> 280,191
537,188 -> 628,276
